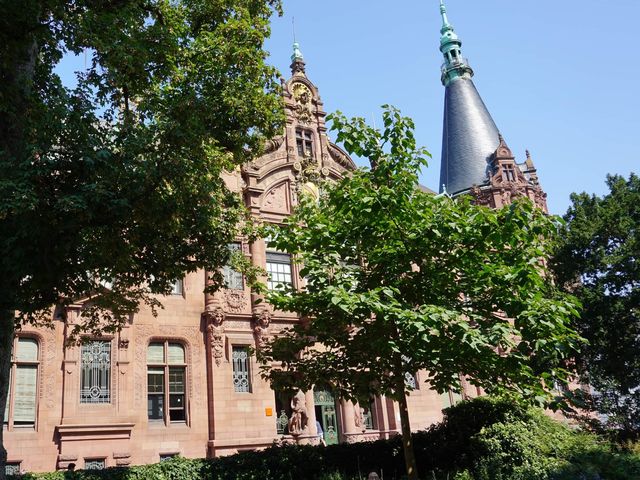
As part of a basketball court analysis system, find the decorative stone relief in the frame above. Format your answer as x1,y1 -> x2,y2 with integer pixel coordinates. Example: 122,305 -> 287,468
43,327 -> 57,409
292,83 -> 313,125
224,289 -> 247,313
262,183 -> 289,214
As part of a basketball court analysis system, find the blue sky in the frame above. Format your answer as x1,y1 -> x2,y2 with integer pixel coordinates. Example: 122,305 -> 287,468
265,0 -> 640,214
56,1 -> 640,215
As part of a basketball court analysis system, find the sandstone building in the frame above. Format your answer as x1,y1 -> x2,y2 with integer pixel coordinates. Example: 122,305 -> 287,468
4,1 -> 547,474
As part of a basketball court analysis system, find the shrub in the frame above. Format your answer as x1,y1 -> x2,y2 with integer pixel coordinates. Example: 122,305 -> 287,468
10,397 -> 640,480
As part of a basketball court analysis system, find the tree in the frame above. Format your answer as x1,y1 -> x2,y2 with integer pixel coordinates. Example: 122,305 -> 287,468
552,174 -> 640,439
257,106 -> 583,480
0,0 -> 283,475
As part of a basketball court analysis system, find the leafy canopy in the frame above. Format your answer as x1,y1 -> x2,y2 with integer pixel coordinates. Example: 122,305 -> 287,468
0,0 -> 283,332
258,106 -> 582,407
553,173 -> 640,437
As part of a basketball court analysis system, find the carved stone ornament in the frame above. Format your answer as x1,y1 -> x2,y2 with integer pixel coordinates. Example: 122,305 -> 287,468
118,339 -> 130,350
328,144 -> 355,170
203,307 -> 225,327
292,82 -> 313,125
224,289 -> 246,313
288,390 -> 308,436
204,307 -> 226,366
263,135 -> 285,154
470,185 -> 493,207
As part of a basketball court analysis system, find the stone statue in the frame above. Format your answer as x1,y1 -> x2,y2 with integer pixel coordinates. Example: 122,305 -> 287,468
287,390 -> 308,436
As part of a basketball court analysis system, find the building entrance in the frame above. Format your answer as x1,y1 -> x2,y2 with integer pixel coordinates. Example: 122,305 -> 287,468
314,389 -> 340,445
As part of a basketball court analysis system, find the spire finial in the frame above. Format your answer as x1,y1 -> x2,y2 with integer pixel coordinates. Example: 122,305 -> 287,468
440,0 -> 450,28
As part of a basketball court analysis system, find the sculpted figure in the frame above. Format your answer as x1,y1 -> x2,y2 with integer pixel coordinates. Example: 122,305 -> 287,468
287,390 -> 308,436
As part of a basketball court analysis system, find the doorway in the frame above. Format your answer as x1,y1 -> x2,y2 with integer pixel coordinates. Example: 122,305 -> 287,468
313,388 -> 340,445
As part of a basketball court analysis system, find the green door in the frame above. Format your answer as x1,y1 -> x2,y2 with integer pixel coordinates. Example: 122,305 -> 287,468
314,389 -> 340,445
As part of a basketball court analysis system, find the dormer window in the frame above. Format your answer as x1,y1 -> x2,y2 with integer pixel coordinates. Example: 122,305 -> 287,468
296,129 -> 314,158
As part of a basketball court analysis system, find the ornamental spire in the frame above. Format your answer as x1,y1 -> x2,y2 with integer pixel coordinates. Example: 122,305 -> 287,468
438,0 -> 501,195
438,0 -> 473,86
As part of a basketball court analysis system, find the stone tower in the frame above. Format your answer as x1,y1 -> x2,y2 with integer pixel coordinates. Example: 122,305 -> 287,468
437,0 -> 547,211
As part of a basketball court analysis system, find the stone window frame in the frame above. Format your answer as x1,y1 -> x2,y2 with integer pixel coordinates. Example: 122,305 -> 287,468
146,340 -> 189,427
4,335 -> 40,431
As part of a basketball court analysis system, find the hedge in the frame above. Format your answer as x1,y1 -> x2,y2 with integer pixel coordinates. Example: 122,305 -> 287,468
10,397 -> 640,480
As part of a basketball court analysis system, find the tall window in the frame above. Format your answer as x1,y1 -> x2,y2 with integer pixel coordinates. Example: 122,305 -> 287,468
147,342 -> 187,424
266,251 -> 293,291
441,390 -> 463,409
4,337 -> 39,429
296,129 -> 314,157
223,242 -> 244,290
362,400 -> 377,430
232,346 -> 251,393
80,340 -> 111,404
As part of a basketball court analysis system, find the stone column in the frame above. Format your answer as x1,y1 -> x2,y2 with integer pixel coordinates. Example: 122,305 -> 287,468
305,389 -> 318,435
341,399 -> 357,434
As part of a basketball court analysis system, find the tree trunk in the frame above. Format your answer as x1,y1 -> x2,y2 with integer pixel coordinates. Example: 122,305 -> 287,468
391,348 -> 419,480
0,308 -> 15,480
397,386 -> 419,480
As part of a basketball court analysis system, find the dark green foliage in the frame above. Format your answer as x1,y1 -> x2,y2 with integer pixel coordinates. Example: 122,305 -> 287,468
552,173 -> 640,438
11,398 -> 640,480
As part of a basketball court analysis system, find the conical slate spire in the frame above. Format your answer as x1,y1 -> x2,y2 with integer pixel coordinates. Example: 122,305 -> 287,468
438,0 -> 501,195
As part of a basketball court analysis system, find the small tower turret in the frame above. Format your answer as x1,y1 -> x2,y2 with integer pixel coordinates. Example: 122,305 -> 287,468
439,0 -> 473,86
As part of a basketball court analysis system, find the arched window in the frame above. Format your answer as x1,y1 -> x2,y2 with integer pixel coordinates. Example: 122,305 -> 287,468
147,341 -> 187,424
4,337 -> 39,429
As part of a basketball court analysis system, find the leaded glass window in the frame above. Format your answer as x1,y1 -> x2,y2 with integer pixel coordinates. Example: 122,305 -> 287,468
5,463 -> 21,476
80,340 -> 111,404
232,346 -> 251,393
147,341 -> 187,424
5,337 -> 39,429
84,458 -> 105,470
266,252 -> 293,291
223,243 -> 244,290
